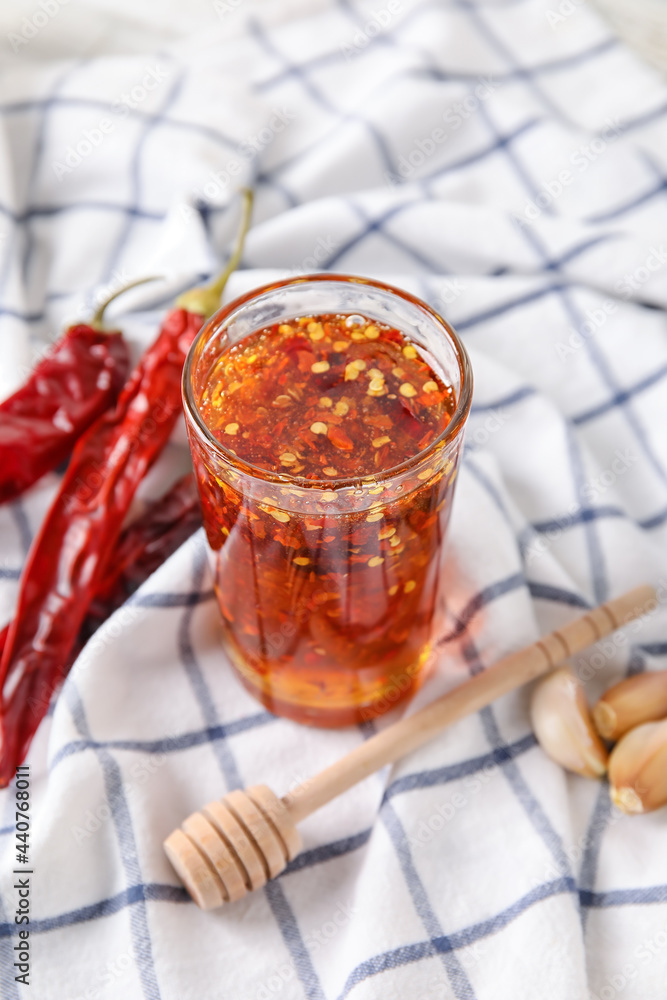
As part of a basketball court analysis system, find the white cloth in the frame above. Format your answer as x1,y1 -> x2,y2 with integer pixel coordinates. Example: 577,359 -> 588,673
1,1 -> 667,998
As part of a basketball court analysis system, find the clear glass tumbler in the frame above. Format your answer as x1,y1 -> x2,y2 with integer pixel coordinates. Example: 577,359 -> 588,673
183,275 -> 472,727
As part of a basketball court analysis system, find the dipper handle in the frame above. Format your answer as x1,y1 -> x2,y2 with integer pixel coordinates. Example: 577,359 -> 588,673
281,584 -> 657,823
164,584 -> 657,908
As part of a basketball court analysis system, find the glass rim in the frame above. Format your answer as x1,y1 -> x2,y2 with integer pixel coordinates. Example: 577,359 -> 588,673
182,273 -> 473,489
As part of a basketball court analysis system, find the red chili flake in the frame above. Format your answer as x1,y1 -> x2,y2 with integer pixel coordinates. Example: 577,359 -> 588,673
297,350 -> 315,372
327,425 -> 354,451
192,308 -> 460,726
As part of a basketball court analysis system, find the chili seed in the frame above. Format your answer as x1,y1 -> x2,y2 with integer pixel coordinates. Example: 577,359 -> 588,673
368,556 -> 384,567
334,400 -> 349,416
404,580 -> 416,592
319,396 -> 333,408
366,511 -> 384,522
392,366 -> 405,379
417,467 -> 434,480
351,331 -> 366,341
352,359 -> 367,371
268,509 -> 290,523
333,340 -> 349,351
390,535 -> 401,547
321,491 -> 336,501
279,324 -> 294,334
388,584 -> 399,595
423,380 -> 438,393
294,557 -> 310,566
399,383 -> 417,398
224,423 -> 239,435
310,421 -> 328,435
368,378 -> 386,395
273,394 -> 293,408
372,435 -> 391,448
344,363 -> 360,381
280,453 -> 297,465
403,345 -> 418,359
378,526 -> 396,540
365,325 -> 380,339
308,322 -> 325,341
311,360 -> 330,374
323,467 -> 338,476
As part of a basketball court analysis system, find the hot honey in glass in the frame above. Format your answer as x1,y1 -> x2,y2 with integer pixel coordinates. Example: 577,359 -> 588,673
183,275 -> 472,727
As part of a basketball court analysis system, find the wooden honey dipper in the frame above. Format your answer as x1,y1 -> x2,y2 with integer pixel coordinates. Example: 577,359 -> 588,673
164,584 -> 657,909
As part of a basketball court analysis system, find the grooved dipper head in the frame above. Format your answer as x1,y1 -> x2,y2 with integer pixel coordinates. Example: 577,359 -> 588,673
163,784 -> 302,909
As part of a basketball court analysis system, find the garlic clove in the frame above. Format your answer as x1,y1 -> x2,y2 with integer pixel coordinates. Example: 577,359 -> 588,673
530,667 -> 608,778
608,719 -> 667,814
592,670 -> 667,741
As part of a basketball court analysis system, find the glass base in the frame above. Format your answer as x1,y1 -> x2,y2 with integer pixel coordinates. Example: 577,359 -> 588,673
222,632 -> 431,728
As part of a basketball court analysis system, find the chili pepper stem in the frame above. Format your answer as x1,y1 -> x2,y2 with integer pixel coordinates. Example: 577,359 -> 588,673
175,188 -> 254,319
90,275 -> 162,331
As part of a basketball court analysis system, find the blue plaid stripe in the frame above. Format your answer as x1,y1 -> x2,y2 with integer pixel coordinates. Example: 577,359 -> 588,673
382,798 -> 478,998
335,877 -> 578,1000
63,684 -> 162,1000
176,538 -> 326,997
1,0 -> 667,996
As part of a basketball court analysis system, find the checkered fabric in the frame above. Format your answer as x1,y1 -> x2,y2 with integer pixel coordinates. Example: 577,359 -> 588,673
1,1 -> 667,997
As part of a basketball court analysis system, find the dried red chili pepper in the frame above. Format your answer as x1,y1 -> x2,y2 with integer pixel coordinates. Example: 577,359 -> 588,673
0,191 -> 252,783
85,472 -> 201,626
0,277 -> 156,505
0,475 -> 201,691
